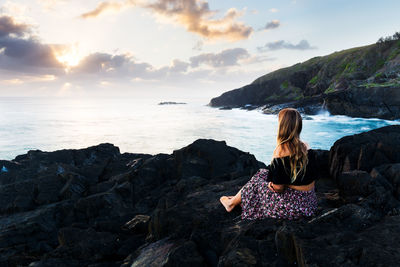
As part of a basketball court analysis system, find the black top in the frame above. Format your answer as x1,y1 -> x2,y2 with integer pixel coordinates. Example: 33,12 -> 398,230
266,149 -> 317,186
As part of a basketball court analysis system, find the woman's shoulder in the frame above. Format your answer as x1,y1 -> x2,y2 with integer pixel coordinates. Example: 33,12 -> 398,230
272,145 -> 289,159
303,141 -> 311,150
273,141 -> 310,159
272,141 -> 313,162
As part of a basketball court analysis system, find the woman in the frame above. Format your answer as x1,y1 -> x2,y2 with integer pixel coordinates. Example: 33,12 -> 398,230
220,108 -> 318,220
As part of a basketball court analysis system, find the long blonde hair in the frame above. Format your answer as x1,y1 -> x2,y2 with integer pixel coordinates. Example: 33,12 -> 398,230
275,108 -> 308,182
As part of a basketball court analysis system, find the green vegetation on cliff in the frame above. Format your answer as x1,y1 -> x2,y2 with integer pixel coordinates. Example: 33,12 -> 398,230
210,33 -> 400,111
210,32 -> 400,119
252,41 -> 398,91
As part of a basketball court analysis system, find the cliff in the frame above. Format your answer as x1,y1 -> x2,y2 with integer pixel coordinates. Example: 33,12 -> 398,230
1,125 -> 400,266
210,39 -> 400,120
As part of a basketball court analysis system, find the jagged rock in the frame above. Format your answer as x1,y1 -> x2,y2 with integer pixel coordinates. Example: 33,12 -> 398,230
325,86 -> 400,120
329,125 -> 400,179
372,163 -> 400,198
0,127 -> 399,266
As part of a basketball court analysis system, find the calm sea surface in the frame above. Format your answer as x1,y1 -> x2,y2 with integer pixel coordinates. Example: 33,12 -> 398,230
0,97 -> 398,164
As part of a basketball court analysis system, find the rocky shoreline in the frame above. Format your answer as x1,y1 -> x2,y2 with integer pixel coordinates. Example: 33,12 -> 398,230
1,125 -> 400,266
209,39 -> 400,120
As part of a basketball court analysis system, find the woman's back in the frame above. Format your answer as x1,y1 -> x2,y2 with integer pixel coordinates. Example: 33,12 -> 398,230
268,150 -> 317,187
270,141 -> 316,190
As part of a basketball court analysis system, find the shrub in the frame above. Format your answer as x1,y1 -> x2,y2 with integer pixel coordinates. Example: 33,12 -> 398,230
376,31 -> 400,44
309,75 -> 319,85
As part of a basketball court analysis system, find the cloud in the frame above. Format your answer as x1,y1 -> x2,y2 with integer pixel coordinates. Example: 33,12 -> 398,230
80,0 -> 253,41
0,15 -> 30,37
0,15 -> 264,89
0,36 -> 65,74
80,1 -> 130,19
269,8 -> 278,13
1,1 -> 29,17
263,20 -> 280,30
189,48 -> 250,68
68,52 -> 156,78
0,15 -> 64,74
146,1 -> 252,41
37,0 -> 69,10
169,59 -> 190,72
257,39 -> 317,52
192,40 -> 203,51
66,52 -> 193,82
67,46 -> 267,83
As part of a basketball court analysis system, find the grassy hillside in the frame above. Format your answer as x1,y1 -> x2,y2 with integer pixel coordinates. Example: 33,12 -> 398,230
210,38 -> 400,111
252,41 -> 399,96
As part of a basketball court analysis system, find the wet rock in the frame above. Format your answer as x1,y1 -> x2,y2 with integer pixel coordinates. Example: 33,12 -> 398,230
325,86 -> 400,120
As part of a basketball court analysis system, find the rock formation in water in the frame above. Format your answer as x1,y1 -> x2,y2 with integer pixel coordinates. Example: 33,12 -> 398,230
0,125 -> 400,266
209,38 -> 400,120
158,102 -> 187,105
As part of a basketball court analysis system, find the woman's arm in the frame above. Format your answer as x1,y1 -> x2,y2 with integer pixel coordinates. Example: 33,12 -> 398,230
268,182 -> 285,193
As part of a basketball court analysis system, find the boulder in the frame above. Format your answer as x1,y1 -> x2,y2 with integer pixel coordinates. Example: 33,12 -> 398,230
329,125 -> 400,179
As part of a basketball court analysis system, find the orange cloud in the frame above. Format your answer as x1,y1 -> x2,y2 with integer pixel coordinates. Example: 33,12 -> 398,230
80,0 -> 253,41
80,1 -> 129,19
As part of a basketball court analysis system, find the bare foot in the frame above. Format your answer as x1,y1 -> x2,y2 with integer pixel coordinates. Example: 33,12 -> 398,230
220,196 -> 235,212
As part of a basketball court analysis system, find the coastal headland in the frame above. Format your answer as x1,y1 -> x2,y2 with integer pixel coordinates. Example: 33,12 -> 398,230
210,38 -> 400,120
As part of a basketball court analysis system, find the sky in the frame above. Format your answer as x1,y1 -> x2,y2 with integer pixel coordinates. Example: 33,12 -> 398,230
0,0 -> 399,99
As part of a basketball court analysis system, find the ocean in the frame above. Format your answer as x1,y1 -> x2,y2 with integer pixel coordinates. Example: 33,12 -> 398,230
0,97 -> 398,164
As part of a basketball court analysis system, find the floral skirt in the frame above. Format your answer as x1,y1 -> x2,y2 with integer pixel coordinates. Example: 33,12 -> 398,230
241,168 -> 317,220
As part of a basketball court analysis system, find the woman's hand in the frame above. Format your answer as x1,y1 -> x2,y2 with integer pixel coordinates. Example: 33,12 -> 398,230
268,182 -> 275,192
268,182 -> 285,193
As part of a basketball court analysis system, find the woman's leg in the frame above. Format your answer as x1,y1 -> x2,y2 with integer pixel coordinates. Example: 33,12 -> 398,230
220,189 -> 242,212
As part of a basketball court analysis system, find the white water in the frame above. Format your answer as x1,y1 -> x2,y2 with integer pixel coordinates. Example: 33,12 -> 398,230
0,97 -> 398,164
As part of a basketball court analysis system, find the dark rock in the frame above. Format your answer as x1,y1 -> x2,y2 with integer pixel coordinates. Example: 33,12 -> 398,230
124,238 -> 177,266
337,170 -> 375,197
373,163 -> 400,198
0,178 -> 35,214
164,240 -> 206,266
1,128 -> 400,266
158,101 -> 187,105
325,86 -> 400,119
73,190 -> 132,223
28,258 -> 84,267
122,214 -> 151,234
54,227 -> 119,260
172,139 -> 264,180
329,125 -> 400,179
116,235 -> 145,258
218,106 -> 233,110
262,95 -> 325,116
